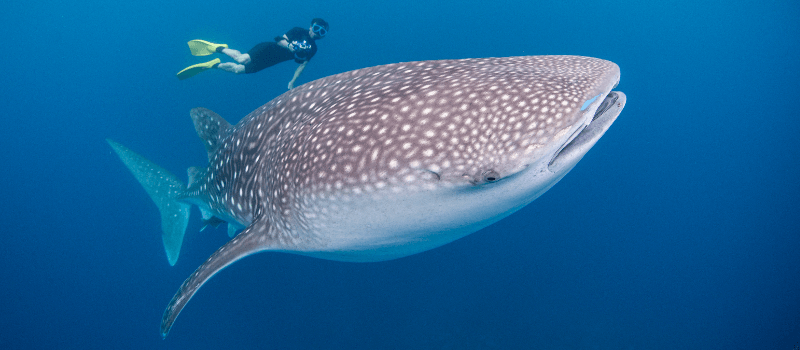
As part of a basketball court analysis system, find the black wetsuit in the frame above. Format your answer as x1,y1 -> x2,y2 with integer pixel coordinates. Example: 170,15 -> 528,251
244,27 -> 318,74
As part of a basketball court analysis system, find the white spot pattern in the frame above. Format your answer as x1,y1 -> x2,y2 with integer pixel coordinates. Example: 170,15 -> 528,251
184,55 -> 617,247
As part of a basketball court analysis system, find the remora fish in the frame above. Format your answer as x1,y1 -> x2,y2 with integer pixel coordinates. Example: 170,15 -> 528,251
107,55 -> 626,337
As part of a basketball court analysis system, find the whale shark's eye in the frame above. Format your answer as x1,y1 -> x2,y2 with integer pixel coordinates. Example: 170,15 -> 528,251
482,170 -> 500,183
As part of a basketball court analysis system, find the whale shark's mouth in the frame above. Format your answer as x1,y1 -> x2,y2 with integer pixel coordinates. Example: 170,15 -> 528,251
591,91 -> 619,122
547,91 -> 625,171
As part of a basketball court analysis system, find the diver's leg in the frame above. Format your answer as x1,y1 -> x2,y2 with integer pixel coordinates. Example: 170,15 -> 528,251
216,62 -> 246,74
220,48 -> 251,65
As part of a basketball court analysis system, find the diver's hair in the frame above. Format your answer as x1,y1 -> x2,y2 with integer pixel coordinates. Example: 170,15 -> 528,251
311,18 -> 329,31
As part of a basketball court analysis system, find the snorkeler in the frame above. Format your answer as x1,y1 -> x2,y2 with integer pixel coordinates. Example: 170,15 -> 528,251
177,18 -> 329,89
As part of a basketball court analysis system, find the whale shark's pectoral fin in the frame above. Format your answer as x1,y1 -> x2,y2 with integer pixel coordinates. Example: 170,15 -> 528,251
160,216 -> 272,338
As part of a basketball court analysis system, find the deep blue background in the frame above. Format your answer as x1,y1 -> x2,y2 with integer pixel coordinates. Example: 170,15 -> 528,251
1,0 -> 798,348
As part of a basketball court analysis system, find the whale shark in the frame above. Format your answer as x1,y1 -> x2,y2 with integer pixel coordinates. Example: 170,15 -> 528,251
107,55 -> 626,337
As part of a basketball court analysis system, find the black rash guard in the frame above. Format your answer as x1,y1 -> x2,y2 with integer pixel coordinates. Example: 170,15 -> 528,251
244,27 -> 318,74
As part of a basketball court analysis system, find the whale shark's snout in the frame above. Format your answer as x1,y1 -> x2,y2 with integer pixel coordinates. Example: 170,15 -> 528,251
549,91 -> 627,173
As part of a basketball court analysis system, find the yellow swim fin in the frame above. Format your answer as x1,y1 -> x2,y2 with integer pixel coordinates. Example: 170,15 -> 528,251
176,58 -> 221,80
187,40 -> 228,56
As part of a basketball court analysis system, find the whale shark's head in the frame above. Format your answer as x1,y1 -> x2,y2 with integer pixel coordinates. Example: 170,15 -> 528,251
248,55 -> 627,260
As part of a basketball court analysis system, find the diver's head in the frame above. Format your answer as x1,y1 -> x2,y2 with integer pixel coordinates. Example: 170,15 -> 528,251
310,18 -> 328,39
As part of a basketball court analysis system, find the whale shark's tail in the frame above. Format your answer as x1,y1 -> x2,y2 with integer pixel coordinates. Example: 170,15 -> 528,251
107,139 -> 191,266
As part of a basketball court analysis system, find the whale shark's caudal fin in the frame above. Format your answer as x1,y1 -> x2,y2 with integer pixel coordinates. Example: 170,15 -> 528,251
106,139 -> 191,266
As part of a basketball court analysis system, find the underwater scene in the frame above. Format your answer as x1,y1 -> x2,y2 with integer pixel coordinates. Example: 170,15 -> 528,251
1,0 -> 798,349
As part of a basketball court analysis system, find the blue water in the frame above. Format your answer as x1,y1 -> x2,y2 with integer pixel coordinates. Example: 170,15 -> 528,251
2,0 -> 798,348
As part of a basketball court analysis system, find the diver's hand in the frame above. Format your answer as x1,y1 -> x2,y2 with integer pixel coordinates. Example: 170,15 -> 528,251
288,40 -> 310,53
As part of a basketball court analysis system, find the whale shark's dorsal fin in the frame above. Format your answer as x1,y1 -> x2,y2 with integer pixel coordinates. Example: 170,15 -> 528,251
190,107 -> 232,161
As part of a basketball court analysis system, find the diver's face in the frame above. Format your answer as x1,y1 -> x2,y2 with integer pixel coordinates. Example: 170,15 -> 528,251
310,24 -> 327,39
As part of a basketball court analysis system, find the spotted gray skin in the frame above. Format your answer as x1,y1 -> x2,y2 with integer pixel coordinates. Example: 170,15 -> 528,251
107,55 -> 626,337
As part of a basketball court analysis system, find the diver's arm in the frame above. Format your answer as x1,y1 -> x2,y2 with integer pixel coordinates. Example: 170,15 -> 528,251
288,61 -> 308,90
277,35 -> 292,50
